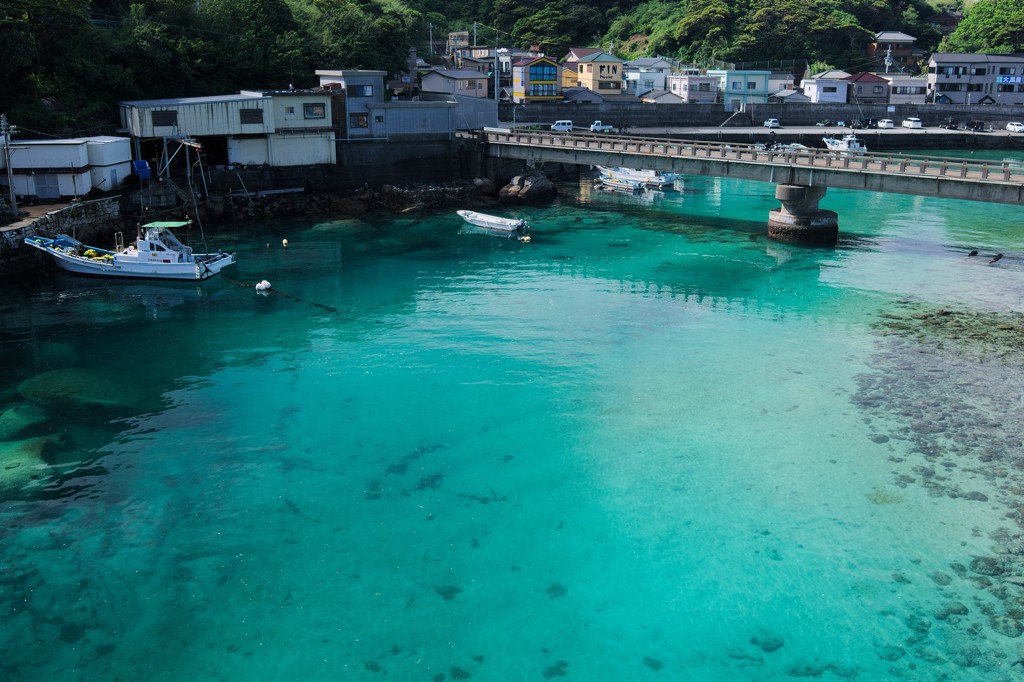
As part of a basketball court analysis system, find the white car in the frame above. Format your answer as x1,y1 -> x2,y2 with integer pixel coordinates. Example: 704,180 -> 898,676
902,117 -> 923,129
763,118 -> 781,128
877,119 -> 895,129
1007,122 -> 1024,133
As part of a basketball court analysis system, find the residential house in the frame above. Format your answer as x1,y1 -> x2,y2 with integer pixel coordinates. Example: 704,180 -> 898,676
564,48 -> 603,64
561,62 -> 580,89
317,70 -> 387,139
499,47 -> 541,101
447,31 -> 470,56
866,31 -> 917,73
318,69 -> 459,139
512,56 -> 561,103
641,89 -> 682,105
882,74 -> 928,105
928,53 -> 1024,105
576,52 -> 625,95
666,73 -> 718,103
454,46 -> 496,76
767,70 -> 796,96
623,57 -> 674,97
421,69 -> 490,99
801,75 -> 850,103
926,11 -> 963,36
706,69 -> 772,109
845,72 -> 890,104
561,87 -> 605,104
769,89 -> 810,104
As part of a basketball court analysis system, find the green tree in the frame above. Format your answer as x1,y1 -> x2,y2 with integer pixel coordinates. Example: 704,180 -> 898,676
941,0 -> 1024,53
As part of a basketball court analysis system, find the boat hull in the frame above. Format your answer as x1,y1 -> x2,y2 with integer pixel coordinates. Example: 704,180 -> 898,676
25,236 -> 236,281
456,210 -> 527,232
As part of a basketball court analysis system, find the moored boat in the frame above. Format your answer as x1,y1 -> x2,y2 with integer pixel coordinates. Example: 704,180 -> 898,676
595,165 -> 679,189
24,220 -> 236,280
456,210 -> 531,241
822,133 -> 867,154
594,175 -> 646,194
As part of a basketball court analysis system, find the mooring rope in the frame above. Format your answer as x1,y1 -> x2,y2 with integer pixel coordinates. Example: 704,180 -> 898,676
220,276 -> 341,314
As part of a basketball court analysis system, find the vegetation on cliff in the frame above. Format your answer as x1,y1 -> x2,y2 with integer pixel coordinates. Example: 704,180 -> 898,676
0,1 -> 1014,134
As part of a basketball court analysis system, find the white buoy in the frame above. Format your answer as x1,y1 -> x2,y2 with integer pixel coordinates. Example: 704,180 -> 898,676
255,280 -> 272,291
282,238 -> 289,248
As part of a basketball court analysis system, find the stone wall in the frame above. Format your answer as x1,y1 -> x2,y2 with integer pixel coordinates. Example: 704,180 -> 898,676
1,197 -> 129,278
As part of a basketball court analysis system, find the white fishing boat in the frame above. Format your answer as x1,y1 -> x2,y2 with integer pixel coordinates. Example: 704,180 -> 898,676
822,133 -> 867,154
24,220 -> 236,280
596,165 -> 679,189
595,175 -> 646,194
456,210 -> 531,241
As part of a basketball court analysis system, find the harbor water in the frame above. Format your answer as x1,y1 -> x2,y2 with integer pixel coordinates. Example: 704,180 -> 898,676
2,153 -> 1024,680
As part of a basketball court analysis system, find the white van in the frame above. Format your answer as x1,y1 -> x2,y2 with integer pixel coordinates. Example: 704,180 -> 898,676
550,120 -> 573,133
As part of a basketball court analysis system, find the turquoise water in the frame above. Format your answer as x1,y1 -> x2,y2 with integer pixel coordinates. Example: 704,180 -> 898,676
2,161 -> 1024,680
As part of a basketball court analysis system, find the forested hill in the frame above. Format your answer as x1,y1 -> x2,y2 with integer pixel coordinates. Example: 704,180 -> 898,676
1,0 -> 1021,133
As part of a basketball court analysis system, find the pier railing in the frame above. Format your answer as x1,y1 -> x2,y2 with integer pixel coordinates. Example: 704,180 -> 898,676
483,129 -> 1024,186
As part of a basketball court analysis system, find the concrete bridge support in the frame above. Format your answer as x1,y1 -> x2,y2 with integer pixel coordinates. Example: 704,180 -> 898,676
767,184 -> 838,246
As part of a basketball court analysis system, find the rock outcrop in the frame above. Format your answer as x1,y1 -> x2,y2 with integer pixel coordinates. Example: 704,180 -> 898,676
498,170 -> 557,204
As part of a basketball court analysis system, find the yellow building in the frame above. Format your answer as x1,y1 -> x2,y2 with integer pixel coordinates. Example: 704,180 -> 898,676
575,52 -> 624,94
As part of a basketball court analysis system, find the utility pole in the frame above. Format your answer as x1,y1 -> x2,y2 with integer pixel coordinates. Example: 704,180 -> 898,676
429,23 -> 433,58
1,114 -> 17,215
884,44 -> 893,74
473,21 -> 477,46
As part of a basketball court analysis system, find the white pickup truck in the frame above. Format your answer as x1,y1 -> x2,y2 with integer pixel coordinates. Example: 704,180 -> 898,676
589,120 -> 615,133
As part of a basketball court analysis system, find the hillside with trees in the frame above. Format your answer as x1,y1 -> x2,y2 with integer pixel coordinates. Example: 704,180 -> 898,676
0,1 -> 1013,134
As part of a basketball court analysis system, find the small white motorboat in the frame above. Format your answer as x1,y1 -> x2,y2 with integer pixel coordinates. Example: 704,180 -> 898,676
25,220 -> 236,280
456,210 -> 531,241
822,133 -> 867,155
596,165 -> 679,189
595,175 -> 646,194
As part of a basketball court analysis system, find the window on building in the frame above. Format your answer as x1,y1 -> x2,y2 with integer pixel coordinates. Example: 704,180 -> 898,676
731,81 -> 741,90
998,67 -> 1016,75
746,81 -> 756,90
529,64 -> 556,81
973,68 -> 987,76
597,81 -> 620,90
303,103 -> 326,119
698,82 -> 711,91
528,84 -> 557,97
966,83 -> 984,92
872,85 -> 883,94
823,86 -> 837,93
347,84 -> 373,97
284,106 -> 295,114
239,109 -> 263,124
349,113 -> 368,128
997,84 -> 1015,92
374,114 -> 384,123
151,111 -> 178,127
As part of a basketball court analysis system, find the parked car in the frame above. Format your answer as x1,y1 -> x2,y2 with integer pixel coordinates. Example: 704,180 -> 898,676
939,117 -> 959,130
902,117 -> 923,129
962,120 -> 989,132
589,120 -> 614,133
1006,122 -> 1024,133
550,120 -> 573,133
763,118 -> 781,128
878,119 -> 895,129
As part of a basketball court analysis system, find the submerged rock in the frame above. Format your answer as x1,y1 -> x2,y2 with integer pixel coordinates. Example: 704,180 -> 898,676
0,435 -> 59,497
18,368 -> 155,415
0,403 -> 50,440
750,630 -> 785,652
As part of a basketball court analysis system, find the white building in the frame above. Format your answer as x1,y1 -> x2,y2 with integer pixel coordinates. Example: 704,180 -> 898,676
623,57 -> 674,96
882,74 -> 929,104
802,73 -> 851,103
119,90 -> 336,168
1,136 -> 132,200
928,53 -> 1024,105
666,73 -> 718,103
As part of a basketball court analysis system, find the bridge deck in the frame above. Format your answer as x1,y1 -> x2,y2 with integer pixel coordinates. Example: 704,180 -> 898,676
484,130 -> 1024,206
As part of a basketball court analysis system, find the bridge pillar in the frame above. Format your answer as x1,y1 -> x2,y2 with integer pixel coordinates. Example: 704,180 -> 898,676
767,184 -> 838,246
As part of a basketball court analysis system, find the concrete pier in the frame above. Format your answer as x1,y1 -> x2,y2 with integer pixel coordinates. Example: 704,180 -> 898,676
767,184 -> 838,246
